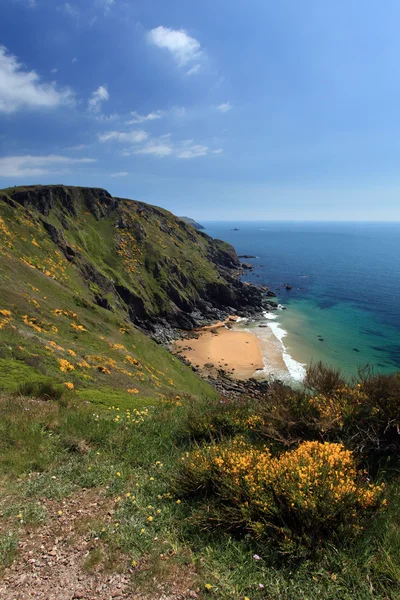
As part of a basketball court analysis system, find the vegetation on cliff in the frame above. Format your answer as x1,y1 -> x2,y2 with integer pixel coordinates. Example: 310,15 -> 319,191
0,185 -> 399,599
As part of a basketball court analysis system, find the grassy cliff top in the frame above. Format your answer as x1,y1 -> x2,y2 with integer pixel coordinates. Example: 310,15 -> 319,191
0,184 -> 241,407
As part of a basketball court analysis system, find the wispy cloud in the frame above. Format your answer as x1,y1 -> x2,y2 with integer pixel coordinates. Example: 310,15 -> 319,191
88,84 -> 109,113
98,129 -> 148,143
51,68 -> 58,74
126,110 -> 166,125
147,26 -> 202,66
185,63 -> 201,76
68,144 -> 89,150
14,0 -> 37,7
110,171 -> 129,177
217,102 -> 232,113
102,0 -> 115,13
135,142 -> 173,158
132,135 -> 221,160
63,2 -> 79,18
176,144 -> 209,159
0,46 -> 74,113
0,155 -> 96,177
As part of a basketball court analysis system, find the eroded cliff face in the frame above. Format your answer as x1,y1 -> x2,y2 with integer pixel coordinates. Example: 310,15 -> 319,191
0,185 -> 265,341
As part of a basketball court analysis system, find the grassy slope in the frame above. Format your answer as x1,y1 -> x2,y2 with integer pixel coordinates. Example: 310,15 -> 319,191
1,393 -> 399,599
0,185 -> 221,406
0,185 -> 399,598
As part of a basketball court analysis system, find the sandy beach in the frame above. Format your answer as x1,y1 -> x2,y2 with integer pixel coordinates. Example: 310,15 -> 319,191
173,315 -> 293,380
174,324 -> 264,379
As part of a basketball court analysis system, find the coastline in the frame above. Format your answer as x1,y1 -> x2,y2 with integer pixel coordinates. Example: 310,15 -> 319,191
247,311 -> 307,382
173,311 -> 307,382
173,320 -> 265,380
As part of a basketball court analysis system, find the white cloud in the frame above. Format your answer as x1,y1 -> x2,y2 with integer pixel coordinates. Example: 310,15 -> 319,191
99,129 -> 148,143
0,155 -> 96,177
126,110 -> 165,125
102,0 -> 115,13
172,106 -> 186,118
147,26 -> 201,66
68,144 -> 89,150
135,142 -> 173,158
51,68 -> 58,74
72,57 -> 78,63
64,2 -> 79,18
186,63 -> 201,76
177,144 -> 208,159
88,84 -> 109,113
212,148 -> 224,154
111,171 -> 129,177
0,46 -> 74,113
133,136 -> 219,160
217,102 -> 232,113
14,0 -> 37,7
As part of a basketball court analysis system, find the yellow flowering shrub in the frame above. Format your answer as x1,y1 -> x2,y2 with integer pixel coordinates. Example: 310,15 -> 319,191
58,359 -> 75,373
176,440 -> 385,551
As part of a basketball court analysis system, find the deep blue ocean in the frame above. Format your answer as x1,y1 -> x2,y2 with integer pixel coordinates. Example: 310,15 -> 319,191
202,221 -> 400,380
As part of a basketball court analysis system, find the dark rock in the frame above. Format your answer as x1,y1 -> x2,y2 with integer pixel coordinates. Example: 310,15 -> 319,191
115,285 -> 147,321
285,284 -> 292,290
238,255 -> 256,259
266,290 -> 276,297
94,296 -> 112,311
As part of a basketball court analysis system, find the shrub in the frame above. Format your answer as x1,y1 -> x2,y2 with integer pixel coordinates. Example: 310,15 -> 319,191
240,366 -> 400,466
175,395 -> 260,444
175,440 -> 386,554
305,361 -> 345,395
17,379 -> 64,401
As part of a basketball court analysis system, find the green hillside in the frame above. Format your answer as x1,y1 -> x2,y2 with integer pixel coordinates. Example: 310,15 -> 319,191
0,185 -> 398,599
0,184 -> 261,407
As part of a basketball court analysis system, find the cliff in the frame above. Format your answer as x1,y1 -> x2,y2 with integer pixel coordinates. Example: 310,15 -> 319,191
178,216 -> 205,230
0,185 -> 264,342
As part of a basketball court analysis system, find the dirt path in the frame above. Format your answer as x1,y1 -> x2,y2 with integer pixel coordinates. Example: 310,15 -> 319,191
0,489 -> 197,600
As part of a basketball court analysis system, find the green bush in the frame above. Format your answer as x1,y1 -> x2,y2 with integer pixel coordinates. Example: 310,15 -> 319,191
175,439 -> 386,554
17,379 -> 64,401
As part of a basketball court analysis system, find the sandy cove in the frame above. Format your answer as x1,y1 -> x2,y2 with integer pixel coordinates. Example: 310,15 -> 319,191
174,320 -> 265,380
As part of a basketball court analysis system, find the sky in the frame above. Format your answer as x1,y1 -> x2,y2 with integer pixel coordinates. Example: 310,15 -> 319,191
1,0 -> 400,220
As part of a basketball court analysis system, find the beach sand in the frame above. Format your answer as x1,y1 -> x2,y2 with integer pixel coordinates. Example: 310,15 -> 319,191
174,318 -> 292,381
174,326 -> 264,379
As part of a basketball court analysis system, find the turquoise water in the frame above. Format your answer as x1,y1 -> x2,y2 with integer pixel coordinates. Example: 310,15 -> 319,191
202,222 -> 400,379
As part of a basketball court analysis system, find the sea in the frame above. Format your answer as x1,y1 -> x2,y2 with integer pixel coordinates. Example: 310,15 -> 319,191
202,221 -> 400,383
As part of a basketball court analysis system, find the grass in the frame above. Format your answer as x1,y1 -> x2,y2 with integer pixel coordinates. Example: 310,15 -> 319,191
1,186 -> 399,596
0,389 -> 399,599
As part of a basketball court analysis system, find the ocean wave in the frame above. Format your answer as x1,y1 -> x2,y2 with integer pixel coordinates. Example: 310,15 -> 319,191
268,322 -> 307,382
262,311 -> 278,320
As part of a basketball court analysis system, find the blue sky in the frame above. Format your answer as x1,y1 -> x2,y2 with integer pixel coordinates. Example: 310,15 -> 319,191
1,0 -> 400,220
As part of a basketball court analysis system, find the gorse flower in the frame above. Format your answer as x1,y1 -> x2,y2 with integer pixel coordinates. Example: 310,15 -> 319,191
58,359 -> 75,373
177,440 -> 385,550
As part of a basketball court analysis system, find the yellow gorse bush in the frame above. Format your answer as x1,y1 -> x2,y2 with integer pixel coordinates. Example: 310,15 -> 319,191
58,358 -> 75,373
177,439 -> 385,550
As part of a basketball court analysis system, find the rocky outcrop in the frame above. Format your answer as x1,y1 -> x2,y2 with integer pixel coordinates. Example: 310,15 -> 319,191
178,216 -> 205,230
1,185 -> 266,343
